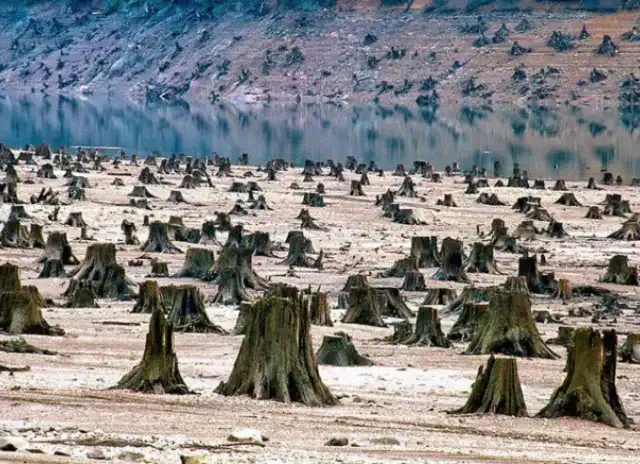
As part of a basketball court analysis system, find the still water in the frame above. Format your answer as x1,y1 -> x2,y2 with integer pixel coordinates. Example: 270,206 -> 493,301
1,93 -> 639,179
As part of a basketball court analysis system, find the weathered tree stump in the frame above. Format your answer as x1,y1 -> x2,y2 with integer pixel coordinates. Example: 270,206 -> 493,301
37,163 -> 57,179
379,257 -> 417,278
199,220 -> 219,245
556,192 -> 582,206
141,222 -> 182,254
161,284 -> 226,333
546,326 -> 575,346
216,292 -> 337,405
0,217 -> 29,248
422,287 -> 457,305
393,208 -> 424,225
513,220 -> 539,240
360,172 -> 370,186
179,175 -> 198,189
305,290 -> 333,326
249,195 -> 271,210
490,226 -> 523,253
208,247 -> 269,304
601,255 -> 638,285
526,207 -> 554,222
0,285 -> 63,335
64,212 -> 87,228
223,224 -> 245,248
0,263 -> 20,293
342,287 -> 386,327
512,196 -> 540,213
168,190 -> 188,203
39,231 -> 78,266
299,208 -> 322,230
608,220 -> 640,240
349,180 -> 365,196
410,236 -> 440,267
546,220 -> 567,238
402,306 -> 451,347
281,233 -> 322,269
342,274 -> 369,292
447,302 -> 488,341
28,224 -> 45,249
518,256 -> 557,294
397,176 -> 417,197
245,232 -> 278,257
66,243 -> 136,299
176,247 -> 215,279
112,177 -> 125,187
149,258 -> 169,277
553,278 -> 572,300
138,167 -> 160,185
436,194 -> 457,207
619,333 -> 640,363
9,205 -> 31,220
465,285 -> 557,358
132,280 -> 164,314
553,180 -> 567,191
451,356 -> 527,416
64,280 -> 99,308
476,193 -> 505,205
433,238 -> 469,282
121,219 -> 140,245
114,306 -> 190,394
465,243 -> 500,274
374,287 -> 414,319
316,332 -> 373,366
586,206 -> 603,220
303,192 -> 325,207
401,270 -> 427,291
465,183 -> 479,195
129,185 -> 156,198
537,328 -> 630,428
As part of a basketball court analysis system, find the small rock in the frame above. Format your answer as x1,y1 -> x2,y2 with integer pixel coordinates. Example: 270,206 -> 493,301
370,437 -> 401,446
87,449 -> 108,460
227,428 -> 264,444
0,436 -> 29,451
325,437 -> 349,446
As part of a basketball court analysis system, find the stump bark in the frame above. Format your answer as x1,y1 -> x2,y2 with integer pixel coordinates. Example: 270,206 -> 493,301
39,231 -> 78,265
141,222 -> 183,254
281,234 -> 322,269
451,356 -> 527,416
402,306 -> 451,347
316,332 -> 373,366
246,232 -> 278,257
199,220 -> 219,245
38,258 -> 65,278
410,236 -> 440,267
464,243 -> 500,274
215,293 -> 337,406
601,255 -> 638,285
162,284 -> 226,333
0,286 -> 64,335
433,238 -> 469,283
396,176 -> 417,197
114,307 -> 190,394
149,259 -> 169,277
132,280 -> 164,314
168,190 -> 188,203
537,328 -> 630,428
553,278 -> 572,300
447,302 -> 488,341
349,180 -> 365,196
64,212 -> 87,228
465,287 -> 557,358
176,247 -> 215,278
28,224 -> 45,249
342,287 -> 387,327
129,185 -> 156,198
305,290 -> 333,326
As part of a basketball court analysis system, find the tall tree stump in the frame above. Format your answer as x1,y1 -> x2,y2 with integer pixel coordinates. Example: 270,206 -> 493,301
401,270 -> 427,291
464,243 -> 500,274
465,287 -> 557,358
0,217 -> 29,248
0,286 -> 64,335
316,332 -> 373,366
121,220 -> 140,245
64,280 -> 99,308
66,243 -> 136,299
601,255 -> 638,285
209,247 -> 269,304
0,263 -> 21,292
161,285 -> 226,333
132,280 -> 165,314
342,287 -> 387,327
433,238 -> 469,282
410,236 -> 439,267
619,333 -> 640,363
537,328 -> 630,428
422,288 -> 457,305
402,306 -> 451,347
447,302 -> 488,341
114,307 -> 190,394
28,224 -> 45,249
215,293 -> 337,406
141,222 -> 182,253
176,247 -> 215,279
305,290 -> 333,326
451,356 -> 527,416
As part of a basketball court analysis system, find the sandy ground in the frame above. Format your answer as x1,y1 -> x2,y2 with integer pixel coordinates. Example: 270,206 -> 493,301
2,154 -> 640,463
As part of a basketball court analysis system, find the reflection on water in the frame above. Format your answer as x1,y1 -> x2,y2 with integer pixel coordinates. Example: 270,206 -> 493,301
0,94 -> 639,179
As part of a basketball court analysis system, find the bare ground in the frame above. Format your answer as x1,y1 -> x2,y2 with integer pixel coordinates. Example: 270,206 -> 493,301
1,154 -> 640,462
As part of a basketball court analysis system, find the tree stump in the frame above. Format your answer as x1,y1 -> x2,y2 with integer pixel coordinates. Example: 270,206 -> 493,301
175,247 -> 215,279
512,220 -> 538,240
476,193 -> 505,205
342,274 -> 369,292
465,287 -> 557,358
422,287 -> 457,305
161,285 -> 226,333
223,224 -> 245,248
518,256 -> 552,293
490,226 -> 523,253
586,177 -> 598,189
28,224 -> 45,249
374,287 -> 414,319
554,278 -> 572,300
379,257 -> 417,278
342,287 -> 386,327
66,243 -> 136,299
64,280 -> 99,308
199,220 -> 219,245
64,212 -> 87,228
537,328 -> 630,428
619,333 -> 640,363
0,286 -> 64,335
213,212 -> 232,232
0,217 -> 29,248
114,307 -> 190,394
410,236 -> 440,267
179,175 -> 198,189
553,180 -> 567,191
451,356 -> 527,416
281,233 -> 322,269
149,258 -> 169,277
555,193 -> 582,206
39,231 -> 78,265
403,306 -> 451,347
546,326 -> 575,346
129,185 -> 156,198
232,302 -> 251,335
9,205 -> 31,220
141,222 -> 182,253
305,290 -> 333,326
0,263 -> 20,293
131,280 -> 164,314
512,196 -> 540,213
436,194 -> 457,207
526,207 -> 554,222
209,247 -> 269,304
215,293 -> 337,406
546,220 -> 567,238
401,270 -> 427,291
303,192 -> 325,207
447,302 -> 488,341
360,172 -> 370,186
396,176 -> 417,197
246,232 -> 278,257
601,255 -> 638,285
121,219 -> 140,245
38,258 -> 65,278
392,208 -> 424,225
465,243 -> 500,274
316,332 -> 373,366
433,238 -> 469,282
349,180 -> 365,196
608,220 -> 640,240
166,190 -> 187,203
249,195 -> 271,210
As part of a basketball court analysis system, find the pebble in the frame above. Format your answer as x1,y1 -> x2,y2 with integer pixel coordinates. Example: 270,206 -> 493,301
325,437 -> 349,446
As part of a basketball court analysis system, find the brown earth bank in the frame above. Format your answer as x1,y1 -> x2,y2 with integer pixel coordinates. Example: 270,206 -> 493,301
2,2 -> 640,106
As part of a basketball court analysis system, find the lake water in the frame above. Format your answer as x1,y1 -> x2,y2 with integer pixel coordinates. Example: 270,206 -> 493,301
1,93 -> 638,179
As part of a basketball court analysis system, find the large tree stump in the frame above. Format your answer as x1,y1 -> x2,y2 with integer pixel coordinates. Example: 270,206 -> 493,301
349,180 -> 365,196
66,243 -> 136,299
465,285 -> 557,358
64,280 -> 99,308
132,280 -> 164,314
232,303 -> 251,335
447,302 -> 488,341
410,236 -> 439,267
402,306 -> 451,347
608,220 -> 640,240
451,356 -> 527,416
518,256 -> 557,294
305,290 -> 333,326
64,212 -> 87,228
342,287 -> 386,327
444,286 -> 492,314
168,190 -> 188,203
223,224 -> 245,248
422,287 -> 457,305
302,192 -> 325,207
28,224 -> 45,249
215,293 -> 337,406
619,333 -> 640,363
161,285 -> 226,333
436,194 -> 457,207
141,222 -> 182,254
121,219 -> 140,245
401,270 -> 427,291
39,232 -> 78,265
379,257 -> 417,278
374,287 -> 415,319
149,258 -> 169,277
246,232 -> 278,257
546,326 -> 575,346
555,193 -> 582,206
38,258 -> 65,278
537,328 -> 630,428
281,233 -> 322,268
129,185 -> 156,198
464,243 -> 500,274
114,307 -> 190,394
176,247 -> 215,278
433,238 -> 469,283
0,286 -> 64,335
342,274 -> 369,292
0,217 -> 29,248
209,247 -> 269,304
601,255 -> 638,285
316,332 -> 373,366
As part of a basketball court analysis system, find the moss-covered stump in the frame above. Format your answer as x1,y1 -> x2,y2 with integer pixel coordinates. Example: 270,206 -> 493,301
316,332 -> 373,366
28,224 -> 45,249
208,247 -> 269,304
121,220 -> 140,245
401,270 -> 427,291
38,259 -> 65,278
215,294 -> 337,406
305,290 -> 333,326
537,328 -> 630,428
619,333 -> 640,363
0,262 -> 21,292
410,236 -> 440,268
422,287 -> 457,305
608,220 -> 640,240
379,257 -> 417,278
149,259 -> 169,277
600,255 -> 638,286
464,243 -> 500,274
0,286 -> 64,335
586,206 -> 603,220
443,286 -> 491,314
176,247 -> 215,279
0,217 -> 29,248
161,285 -> 225,333
518,256 -> 556,294
374,287 -> 415,319
433,238 -> 470,283
451,356 -> 527,416
64,280 -> 99,308
447,302 -> 488,341
342,287 -> 387,327
281,233 -> 322,269
114,307 -> 191,394
132,280 -> 164,314
465,287 -> 557,358
341,274 -> 369,292
66,243 -> 136,299
141,222 -> 183,254
546,326 -> 575,346
403,306 -> 451,347
246,232 -> 278,257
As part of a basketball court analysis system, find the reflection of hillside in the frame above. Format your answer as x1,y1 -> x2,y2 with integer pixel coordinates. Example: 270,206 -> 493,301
0,94 -> 638,178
